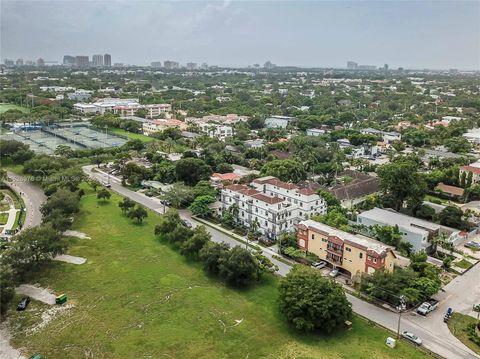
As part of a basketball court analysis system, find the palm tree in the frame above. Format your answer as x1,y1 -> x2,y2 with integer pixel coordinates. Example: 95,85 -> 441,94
247,218 -> 260,249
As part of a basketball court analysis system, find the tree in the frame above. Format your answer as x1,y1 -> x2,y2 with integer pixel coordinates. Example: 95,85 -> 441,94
161,182 -> 195,208
0,264 -> 15,315
40,188 -> 80,219
436,205 -> 464,229
127,205 -> 148,223
119,197 -> 136,214
261,159 -> 307,182
175,158 -> 212,186
377,158 -> 427,211
181,226 -> 211,258
189,195 -> 215,218
88,179 -> 101,192
97,188 -> 111,201
218,246 -> 258,286
199,242 -> 230,274
279,266 -> 352,332
4,225 -> 67,277
252,250 -> 278,280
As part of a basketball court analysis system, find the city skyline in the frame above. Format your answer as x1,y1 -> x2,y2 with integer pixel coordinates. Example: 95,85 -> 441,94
1,1 -> 479,70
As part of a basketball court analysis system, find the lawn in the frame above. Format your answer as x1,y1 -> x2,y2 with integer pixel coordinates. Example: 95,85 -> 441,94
0,212 -> 8,225
0,103 -> 30,114
454,259 -> 474,270
8,187 -> 431,359
110,128 -> 154,143
447,313 -> 480,355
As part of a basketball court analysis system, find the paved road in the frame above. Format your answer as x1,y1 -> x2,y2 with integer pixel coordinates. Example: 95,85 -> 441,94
6,171 -> 46,230
83,165 -> 479,359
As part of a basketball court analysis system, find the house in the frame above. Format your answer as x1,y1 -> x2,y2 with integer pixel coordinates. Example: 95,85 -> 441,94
459,162 -> 480,185
198,122 -> 233,140
306,128 -> 325,137
327,170 -> 380,208
463,129 -> 480,144
244,139 -> 264,148
357,208 -> 445,252
360,127 -> 401,143
264,115 -> 295,129
297,220 -> 396,278
220,176 -> 327,240
142,119 -> 188,135
435,182 -> 464,199
211,172 -> 241,186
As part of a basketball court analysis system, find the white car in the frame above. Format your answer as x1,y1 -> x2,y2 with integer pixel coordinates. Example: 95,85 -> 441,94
311,261 -> 327,269
329,268 -> 339,277
401,331 -> 422,346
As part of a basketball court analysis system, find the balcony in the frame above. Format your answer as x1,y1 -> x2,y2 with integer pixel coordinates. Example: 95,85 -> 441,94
327,246 -> 343,255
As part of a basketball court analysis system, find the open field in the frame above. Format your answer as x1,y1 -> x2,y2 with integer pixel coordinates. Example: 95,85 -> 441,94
447,313 -> 480,355
0,103 -> 30,114
7,187 -> 431,359
110,128 -> 154,142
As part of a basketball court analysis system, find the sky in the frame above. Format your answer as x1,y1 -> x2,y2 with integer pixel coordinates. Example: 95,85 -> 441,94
1,0 -> 479,70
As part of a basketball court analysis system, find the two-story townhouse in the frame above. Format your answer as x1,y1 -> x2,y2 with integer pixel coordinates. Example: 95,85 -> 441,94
297,219 -> 396,278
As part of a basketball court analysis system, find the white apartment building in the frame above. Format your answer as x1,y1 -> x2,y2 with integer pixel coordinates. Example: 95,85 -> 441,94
198,122 -> 233,140
221,176 -> 327,239
73,98 -> 171,117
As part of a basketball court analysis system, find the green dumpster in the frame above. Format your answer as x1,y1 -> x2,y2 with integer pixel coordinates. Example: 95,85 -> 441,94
29,354 -> 42,359
56,294 -> 67,305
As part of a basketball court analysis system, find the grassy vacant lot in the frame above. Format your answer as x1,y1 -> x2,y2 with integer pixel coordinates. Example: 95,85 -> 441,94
447,313 -> 480,354
8,188 -> 431,359
454,259 -> 474,270
0,103 -> 30,114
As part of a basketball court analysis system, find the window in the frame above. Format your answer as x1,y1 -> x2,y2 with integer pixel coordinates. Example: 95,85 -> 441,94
322,238 -> 327,242
359,253 -> 363,259
311,234 -> 315,240
345,247 -> 351,252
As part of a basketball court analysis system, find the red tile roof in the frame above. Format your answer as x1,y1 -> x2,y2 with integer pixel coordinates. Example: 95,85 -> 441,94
253,177 -> 297,190
212,172 -> 241,181
436,182 -> 464,196
251,193 -> 284,204
224,184 -> 249,191
461,165 -> 480,175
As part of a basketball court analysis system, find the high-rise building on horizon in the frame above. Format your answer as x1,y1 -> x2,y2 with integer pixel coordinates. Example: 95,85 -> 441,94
164,60 -> 179,70
151,61 -> 162,68
383,64 -> 389,71
75,56 -> 89,67
92,54 -> 104,67
186,62 -> 197,70
36,58 -> 45,67
347,61 -> 358,70
63,55 -> 75,66
104,54 -> 111,67
4,59 -> 14,67
16,59 -> 24,66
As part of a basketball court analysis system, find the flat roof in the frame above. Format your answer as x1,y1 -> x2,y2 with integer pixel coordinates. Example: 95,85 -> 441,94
358,207 -> 439,235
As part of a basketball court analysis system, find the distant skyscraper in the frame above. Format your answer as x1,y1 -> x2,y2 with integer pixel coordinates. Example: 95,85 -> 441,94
63,55 -> 75,66
4,59 -> 14,67
186,62 -> 197,70
201,63 -> 208,70
104,54 -> 112,67
347,61 -> 358,70
92,54 -> 104,67
36,58 -> 45,67
164,60 -> 179,70
16,59 -> 24,66
151,61 -> 162,68
383,64 -> 389,71
75,56 -> 89,67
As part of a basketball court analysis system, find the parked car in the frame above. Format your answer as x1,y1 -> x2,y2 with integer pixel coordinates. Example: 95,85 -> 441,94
444,307 -> 453,323
417,299 -> 439,316
401,331 -> 422,346
17,297 -> 30,311
182,219 -> 193,228
329,268 -> 339,278
311,261 -> 327,269
464,241 -> 480,249
102,180 -> 111,188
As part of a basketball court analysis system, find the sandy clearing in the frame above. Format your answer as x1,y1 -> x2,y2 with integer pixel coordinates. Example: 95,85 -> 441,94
15,284 -> 56,305
54,254 -> 86,265
0,325 -> 25,359
63,230 -> 91,239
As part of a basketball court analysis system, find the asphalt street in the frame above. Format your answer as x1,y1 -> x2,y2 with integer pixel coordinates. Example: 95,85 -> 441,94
83,165 -> 479,359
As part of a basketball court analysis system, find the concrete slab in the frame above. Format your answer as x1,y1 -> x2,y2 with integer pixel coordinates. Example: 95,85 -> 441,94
15,284 -> 56,305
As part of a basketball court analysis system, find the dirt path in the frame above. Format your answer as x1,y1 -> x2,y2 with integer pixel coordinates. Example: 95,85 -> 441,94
15,284 -> 56,305
63,230 -> 91,239
0,325 -> 26,359
54,254 -> 86,265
